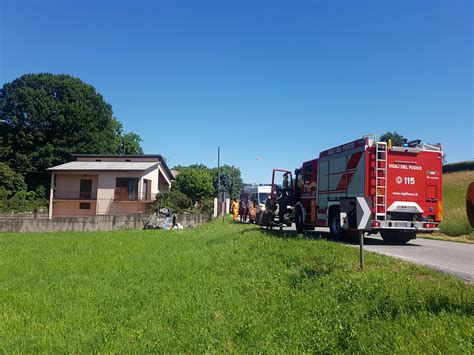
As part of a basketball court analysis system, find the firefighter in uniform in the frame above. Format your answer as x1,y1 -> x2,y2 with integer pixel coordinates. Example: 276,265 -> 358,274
278,173 -> 290,223
232,199 -> 239,222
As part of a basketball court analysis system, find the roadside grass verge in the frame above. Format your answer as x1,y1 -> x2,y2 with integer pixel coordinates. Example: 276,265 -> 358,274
440,171 -> 474,237
1,220 -> 473,352
418,233 -> 474,244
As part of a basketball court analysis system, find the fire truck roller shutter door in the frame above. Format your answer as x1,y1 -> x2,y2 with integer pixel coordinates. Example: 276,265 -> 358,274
347,151 -> 366,197
318,160 -> 329,208
328,156 -> 347,192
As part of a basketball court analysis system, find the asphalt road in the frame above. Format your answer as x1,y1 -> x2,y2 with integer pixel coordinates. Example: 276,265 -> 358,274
357,234 -> 473,282
288,227 -> 474,282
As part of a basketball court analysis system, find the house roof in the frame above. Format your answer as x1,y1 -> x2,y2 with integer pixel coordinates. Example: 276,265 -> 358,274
71,154 -> 174,180
47,161 -> 158,171
170,169 -> 180,179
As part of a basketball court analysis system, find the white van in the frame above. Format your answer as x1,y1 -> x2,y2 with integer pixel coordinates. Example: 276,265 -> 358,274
250,184 -> 272,210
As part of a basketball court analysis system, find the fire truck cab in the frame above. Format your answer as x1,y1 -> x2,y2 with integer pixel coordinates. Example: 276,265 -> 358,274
269,135 -> 443,244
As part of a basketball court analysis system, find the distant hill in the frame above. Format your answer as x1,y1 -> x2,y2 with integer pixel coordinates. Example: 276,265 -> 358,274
440,170 -> 474,236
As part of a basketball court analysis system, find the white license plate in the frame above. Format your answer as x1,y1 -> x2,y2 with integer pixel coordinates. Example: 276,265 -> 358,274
394,222 -> 408,228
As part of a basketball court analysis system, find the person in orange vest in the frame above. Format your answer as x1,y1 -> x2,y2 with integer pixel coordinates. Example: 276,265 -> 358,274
249,201 -> 257,223
232,198 -> 239,222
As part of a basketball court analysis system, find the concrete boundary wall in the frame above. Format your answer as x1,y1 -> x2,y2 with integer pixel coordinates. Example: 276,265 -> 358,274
0,213 -> 210,233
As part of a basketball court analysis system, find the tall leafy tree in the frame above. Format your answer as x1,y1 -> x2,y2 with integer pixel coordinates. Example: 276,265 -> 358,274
379,131 -> 406,146
172,164 -> 244,200
212,165 -> 244,199
114,125 -> 144,155
0,73 -> 143,190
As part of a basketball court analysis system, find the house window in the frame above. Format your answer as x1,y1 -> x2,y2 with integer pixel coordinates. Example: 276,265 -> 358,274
79,202 -> 91,209
80,179 -> 92,199
115,178 -> 139,200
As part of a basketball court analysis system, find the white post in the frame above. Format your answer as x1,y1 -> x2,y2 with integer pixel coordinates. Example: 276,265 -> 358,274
225,198 -> 230,215
48,172 -> 54,219
213,197 -> 218,218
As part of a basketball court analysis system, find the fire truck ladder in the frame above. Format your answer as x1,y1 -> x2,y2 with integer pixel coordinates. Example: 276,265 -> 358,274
375,141 -> 387,220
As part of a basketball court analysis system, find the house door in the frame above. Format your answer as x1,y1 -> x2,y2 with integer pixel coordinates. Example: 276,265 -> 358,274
144,179 -> 152,200
80,179 -> 92,199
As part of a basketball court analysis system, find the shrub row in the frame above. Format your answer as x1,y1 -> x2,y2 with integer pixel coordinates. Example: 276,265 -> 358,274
0,189 -> 48,213
443,161 -> 474,173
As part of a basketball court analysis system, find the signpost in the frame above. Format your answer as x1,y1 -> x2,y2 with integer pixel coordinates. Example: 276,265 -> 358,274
340,197 -> 372,269
355,197 -> 371,269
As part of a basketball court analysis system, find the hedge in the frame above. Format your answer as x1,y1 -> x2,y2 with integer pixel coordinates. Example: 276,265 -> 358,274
442,161 -> 474,173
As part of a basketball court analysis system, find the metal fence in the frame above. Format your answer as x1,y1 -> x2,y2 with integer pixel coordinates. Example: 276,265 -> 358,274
53,190 -> 158,201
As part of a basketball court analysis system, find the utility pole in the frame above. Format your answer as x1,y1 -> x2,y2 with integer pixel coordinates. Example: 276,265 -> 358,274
217,146 -> 221,218
121,136 -> 125,155
231,165 -> 234,200
217,146 -> 220,200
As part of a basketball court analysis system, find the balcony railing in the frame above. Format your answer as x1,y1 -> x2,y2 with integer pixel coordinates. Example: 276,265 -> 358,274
114,189 -> 156,201
54,191 -> 97,200
53,190 -> 156,201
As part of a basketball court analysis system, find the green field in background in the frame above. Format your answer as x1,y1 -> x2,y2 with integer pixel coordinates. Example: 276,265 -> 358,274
440,171 -> 474,236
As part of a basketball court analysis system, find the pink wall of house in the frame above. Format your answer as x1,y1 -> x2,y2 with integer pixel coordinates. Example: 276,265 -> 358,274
53,200 -> 97,217
54,174 -> 98,199
95,170 -> 157,215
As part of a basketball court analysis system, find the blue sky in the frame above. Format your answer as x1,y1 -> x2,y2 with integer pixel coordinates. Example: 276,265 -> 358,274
1,0 -> 472,183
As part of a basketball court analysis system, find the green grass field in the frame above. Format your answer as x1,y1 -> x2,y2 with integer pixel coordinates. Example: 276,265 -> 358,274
1,221 -> 473,352
439,171 -> 474,237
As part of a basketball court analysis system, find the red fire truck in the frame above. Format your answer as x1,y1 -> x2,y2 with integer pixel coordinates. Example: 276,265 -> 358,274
269,135 -> 443,244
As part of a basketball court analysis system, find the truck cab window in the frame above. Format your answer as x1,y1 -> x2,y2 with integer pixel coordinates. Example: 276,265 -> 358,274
304,165 -> 312,184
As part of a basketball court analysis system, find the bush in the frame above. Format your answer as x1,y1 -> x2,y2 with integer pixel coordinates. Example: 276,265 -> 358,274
0,163 -> 27,192
0,188 -> 48,213
443,161 -> 474,173
173,169 -> 214,202
197,198 -> 214,216
151,190 -> 193,213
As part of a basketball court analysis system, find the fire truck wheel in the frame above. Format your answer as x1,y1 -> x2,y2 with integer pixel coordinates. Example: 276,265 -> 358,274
380,230 -> 415,244
294,204 -> 304,234
329,210 -> 345,239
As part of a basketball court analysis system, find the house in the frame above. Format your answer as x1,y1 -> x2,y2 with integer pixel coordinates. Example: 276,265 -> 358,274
47,154 -> 173,218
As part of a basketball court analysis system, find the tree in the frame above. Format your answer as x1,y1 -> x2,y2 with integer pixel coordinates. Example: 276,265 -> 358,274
0,73 -> 143,190
442,153 -> 447,165
211,165 -> 244,199
379,131 -> 406,146
172,168 -> 214,202
173,164 -> 209,172
112,118 -> 144,155
0,162 -> 27,192
172,163 -> 244,201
